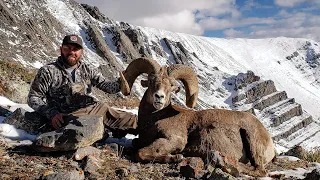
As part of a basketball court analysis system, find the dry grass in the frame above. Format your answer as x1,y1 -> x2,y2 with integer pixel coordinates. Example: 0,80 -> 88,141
0,60 -> 36,97
300,148 -> 320,163
0,137 -> 9,157
0,60 -> 36,83
266,157 -> 310,172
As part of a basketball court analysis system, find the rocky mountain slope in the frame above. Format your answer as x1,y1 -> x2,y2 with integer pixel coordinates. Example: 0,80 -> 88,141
230,71 -> 319,151
0,0 -> 320,153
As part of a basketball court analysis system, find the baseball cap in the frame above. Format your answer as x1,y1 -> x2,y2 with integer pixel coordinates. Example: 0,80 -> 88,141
62,34 -> 83,49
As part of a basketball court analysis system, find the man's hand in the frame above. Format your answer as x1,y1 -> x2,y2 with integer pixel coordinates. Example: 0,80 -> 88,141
51,113 -> 64,129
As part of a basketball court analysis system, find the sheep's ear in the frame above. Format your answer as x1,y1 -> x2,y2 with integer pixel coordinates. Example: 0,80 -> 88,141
141,80 -> 148,87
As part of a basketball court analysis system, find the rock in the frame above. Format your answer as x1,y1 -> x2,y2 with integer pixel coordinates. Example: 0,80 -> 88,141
3,108 -> 51,135
103,143 -> 119,157
33,115 -> 104,152
284,146 -> 307,159
231,70 -> 316,148
253,91 -> 288,110
209,151 -> 240,177
87,24 -> 122,71
0,105 -> 11,117
116,167 -> 129,178
232,73 -> 276,104
207,168 -> 237,180
234,71 -> 260,91
73,146 -> 102,160
304,168 -> 320,180
269,174 -> 286,179
179,157 -> 204,179
210,151 -> 226,167
109,143 -> 119,153
81,4 -> 112,24
245,80 -> 277,103
163,38 -> 192,65
151,41 -> 165,57
83,155 -> 103,175
0,0 -> 18,25
122,25 -> 152,58
112,26 -> 141,60
69,161 -> 80,169
41,169 -> 84,180
1,0 -> 63,65
271,102 -> 303,126
128,165 -> 139,173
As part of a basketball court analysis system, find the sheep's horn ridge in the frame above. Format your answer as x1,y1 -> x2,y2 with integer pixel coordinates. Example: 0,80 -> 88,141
121,58 -> 161,95
167,64 -> 199,108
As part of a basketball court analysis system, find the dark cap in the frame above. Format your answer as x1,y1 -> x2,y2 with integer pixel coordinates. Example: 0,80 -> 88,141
62,34 -> 83,48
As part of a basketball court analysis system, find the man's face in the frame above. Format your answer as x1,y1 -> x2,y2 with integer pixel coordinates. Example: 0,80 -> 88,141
60,44 -> 83,67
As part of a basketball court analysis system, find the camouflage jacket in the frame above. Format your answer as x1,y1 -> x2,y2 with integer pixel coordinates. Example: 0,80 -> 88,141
28,56 -> 121,120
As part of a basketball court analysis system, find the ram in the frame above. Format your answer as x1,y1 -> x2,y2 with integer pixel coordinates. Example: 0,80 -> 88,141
120,58 -> 275,176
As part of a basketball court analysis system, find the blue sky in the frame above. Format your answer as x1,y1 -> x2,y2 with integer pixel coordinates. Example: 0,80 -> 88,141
202,0 -> 277,37
201,0 -> 320,39
75,0 -> 320,41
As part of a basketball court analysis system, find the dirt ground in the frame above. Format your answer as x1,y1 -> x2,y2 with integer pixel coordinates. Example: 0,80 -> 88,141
0,138 -> 317,180
0,140 -> 183,180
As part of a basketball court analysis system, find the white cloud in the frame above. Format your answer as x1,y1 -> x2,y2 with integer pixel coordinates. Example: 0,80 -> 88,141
249,26 -> 320,41
223,29 -> 245,38
274,0 -> 320,7
243,11 -> 320,41
194,0 -> 239,18
75,0 -> 237,35
199,17 -> 275,31
218,9 -> 320,41
278,10 -> 291,17
199,18 -> 233,30
75,0 -> 320,42
241,0 -> 273,11
274,0 -> 306,7
76,0 -> 238,20
134,10 -> 204,35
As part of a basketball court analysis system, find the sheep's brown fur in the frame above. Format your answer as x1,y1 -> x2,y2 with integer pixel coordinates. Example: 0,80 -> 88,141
121,58 -> 275,176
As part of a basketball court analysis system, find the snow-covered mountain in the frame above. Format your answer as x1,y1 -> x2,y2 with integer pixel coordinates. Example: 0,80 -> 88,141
0,0 -> 320,152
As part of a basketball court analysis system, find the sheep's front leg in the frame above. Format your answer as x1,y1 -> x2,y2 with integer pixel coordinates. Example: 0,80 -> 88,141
137,136 -> 187,163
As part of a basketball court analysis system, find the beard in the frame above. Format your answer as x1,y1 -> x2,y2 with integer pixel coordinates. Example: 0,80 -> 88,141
61,53 -> 81,67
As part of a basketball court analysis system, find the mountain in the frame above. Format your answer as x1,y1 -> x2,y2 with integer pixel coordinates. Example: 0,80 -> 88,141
0,0 -> 320,153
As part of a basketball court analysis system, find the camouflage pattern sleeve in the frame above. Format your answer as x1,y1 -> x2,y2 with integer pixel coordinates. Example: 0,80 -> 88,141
27,67 -> 59,120
89,65 -> 121,94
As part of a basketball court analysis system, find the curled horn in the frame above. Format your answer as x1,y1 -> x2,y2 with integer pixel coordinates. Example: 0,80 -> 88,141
120,57 -> 161,95
167,64 -> 198,108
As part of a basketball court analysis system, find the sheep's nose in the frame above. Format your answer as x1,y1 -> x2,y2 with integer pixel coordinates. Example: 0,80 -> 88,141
155,93 -> 164,99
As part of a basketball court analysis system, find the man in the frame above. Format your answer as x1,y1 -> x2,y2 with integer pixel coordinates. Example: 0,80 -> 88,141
28,34 -> 136,135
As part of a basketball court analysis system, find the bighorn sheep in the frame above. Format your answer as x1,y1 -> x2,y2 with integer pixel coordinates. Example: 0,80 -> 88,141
120,58 -> 275,176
